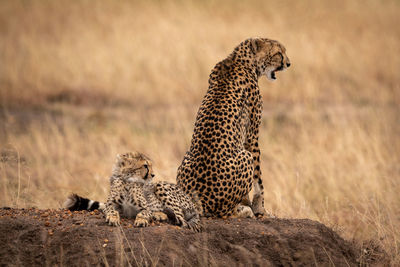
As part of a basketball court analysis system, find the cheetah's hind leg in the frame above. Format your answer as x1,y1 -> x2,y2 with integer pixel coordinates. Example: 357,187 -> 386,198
164,207 -> 202,232
153,211 -> 168,222
164,207 -> 187,227
183,208 -> 203,232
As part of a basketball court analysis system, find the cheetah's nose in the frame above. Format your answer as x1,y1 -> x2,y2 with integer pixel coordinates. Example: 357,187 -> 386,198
286,62 -> 291,68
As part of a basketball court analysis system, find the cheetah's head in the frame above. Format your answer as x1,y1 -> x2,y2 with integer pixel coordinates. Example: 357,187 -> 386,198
111,151 -> 155,183
249,38 -> 290,81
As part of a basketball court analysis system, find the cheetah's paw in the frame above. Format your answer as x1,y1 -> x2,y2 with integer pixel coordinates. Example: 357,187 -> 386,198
134,217 -> 149,227
236,205 -> 255,218
153,211 -> 168,222
187,221 -> 203,232
106,213 -> 120,226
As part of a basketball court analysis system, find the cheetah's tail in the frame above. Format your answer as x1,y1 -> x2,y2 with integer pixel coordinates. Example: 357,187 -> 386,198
64,194 -> 105,211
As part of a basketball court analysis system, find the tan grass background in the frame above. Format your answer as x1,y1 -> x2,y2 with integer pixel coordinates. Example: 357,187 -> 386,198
0,0 -> 399,263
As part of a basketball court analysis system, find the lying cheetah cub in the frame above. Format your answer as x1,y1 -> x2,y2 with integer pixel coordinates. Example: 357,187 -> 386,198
64,152 -> 202,232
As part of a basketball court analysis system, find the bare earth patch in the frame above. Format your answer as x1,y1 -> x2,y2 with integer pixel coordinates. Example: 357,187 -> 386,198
0,208 -> 383,266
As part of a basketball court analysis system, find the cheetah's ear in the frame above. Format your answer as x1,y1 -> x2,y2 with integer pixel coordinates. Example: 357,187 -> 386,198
250,38 -> 263,54
115,154 -> 122,163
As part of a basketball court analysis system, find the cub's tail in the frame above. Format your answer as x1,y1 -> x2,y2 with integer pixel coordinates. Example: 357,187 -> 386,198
64,194 -> 105,211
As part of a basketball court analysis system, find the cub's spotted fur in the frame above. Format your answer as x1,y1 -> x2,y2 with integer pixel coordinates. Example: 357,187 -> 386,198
65,152 -> 202,232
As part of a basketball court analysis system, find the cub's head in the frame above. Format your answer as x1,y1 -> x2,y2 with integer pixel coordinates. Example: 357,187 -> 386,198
111,151 -> 155,183
249,37 -> 290,81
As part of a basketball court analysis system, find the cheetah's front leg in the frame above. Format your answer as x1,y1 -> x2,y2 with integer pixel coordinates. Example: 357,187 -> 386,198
104,179 -> 124,226
133,193 -> 154,227
105,206 -> 121,226
249,148 -> 268,217
104,198 -> 121,226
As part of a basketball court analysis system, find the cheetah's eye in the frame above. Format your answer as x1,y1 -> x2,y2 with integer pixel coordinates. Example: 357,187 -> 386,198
272,53 -> 281,60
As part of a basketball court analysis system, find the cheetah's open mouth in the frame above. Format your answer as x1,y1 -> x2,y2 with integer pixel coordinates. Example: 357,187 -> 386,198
268,65 -> 284,80
271,65 -> 285,80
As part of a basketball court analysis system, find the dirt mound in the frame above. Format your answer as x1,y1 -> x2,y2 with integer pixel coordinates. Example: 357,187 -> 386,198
0,208 -> 365,266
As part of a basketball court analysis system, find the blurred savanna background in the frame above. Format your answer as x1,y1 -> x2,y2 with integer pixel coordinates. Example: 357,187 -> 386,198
0,0 -> 399,263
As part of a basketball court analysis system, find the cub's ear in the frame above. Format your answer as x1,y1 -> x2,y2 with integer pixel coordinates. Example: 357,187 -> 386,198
115,154 -> 123,165
250,38 -> 263,54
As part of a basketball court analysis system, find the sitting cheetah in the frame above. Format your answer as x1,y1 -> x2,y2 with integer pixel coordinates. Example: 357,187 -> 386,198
177,38 -> 290,217
65,152 -> 202,232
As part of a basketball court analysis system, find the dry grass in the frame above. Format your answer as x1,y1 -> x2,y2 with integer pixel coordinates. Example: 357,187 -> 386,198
0,0 -> 399,264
